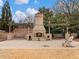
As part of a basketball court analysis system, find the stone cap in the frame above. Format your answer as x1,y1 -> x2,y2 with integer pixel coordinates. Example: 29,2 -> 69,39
35,12 -> 43,17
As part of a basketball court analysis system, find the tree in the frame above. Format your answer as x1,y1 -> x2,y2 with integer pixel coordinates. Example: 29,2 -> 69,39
0,17 -> 2,29
51,13 -> 67,34
1,0 -> 13,32
39,7 -> 53,33
55,0 -> 79,33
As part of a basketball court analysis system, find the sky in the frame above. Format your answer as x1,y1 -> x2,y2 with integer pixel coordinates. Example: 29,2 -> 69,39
0,0 -> 57,23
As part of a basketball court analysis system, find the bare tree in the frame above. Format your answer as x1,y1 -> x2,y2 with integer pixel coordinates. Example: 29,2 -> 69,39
59,0 -> 79,16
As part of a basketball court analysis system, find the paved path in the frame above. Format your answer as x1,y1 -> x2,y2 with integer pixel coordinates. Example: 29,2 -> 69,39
0,39 -> 79,48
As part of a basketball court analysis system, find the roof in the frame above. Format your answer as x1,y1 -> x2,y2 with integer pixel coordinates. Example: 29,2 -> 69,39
14,23 -> 34,28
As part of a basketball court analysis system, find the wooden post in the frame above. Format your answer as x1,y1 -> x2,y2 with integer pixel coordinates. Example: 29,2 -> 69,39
66,27 -> 69,33
7,22 -> 12,40
48,17 -> 50,34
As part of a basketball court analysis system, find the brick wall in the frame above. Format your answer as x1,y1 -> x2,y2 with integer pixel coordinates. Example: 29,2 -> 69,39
0,31 -> 7,41
14,28 -> 33,38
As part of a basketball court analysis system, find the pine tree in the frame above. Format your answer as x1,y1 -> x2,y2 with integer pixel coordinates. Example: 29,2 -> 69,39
1,0 -> 12,32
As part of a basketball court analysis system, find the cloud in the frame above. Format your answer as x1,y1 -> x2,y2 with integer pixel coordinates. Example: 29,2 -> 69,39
15,0 -> 29,4
34,0 -> 38,3
13,8 -> 38,23
13,10 -> 26,23
0,0 -> 3,7
26,8 -> 38,16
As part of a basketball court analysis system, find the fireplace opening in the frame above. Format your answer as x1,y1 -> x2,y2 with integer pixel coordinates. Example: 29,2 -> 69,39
29,36 -> 32,40
46,36 -> 50,40
36,33 -> 42,37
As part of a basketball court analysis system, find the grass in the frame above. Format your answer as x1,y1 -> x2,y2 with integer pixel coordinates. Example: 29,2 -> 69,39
0,48 -> 79,59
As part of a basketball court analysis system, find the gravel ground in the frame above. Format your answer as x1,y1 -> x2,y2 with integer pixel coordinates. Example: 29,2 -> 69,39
0,39 -> 79,49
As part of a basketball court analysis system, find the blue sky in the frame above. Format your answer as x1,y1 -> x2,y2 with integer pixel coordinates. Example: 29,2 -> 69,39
0,0 -> 57,22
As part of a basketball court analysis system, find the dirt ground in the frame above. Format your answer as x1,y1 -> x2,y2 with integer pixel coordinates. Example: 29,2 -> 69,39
0,39 -> 79,48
